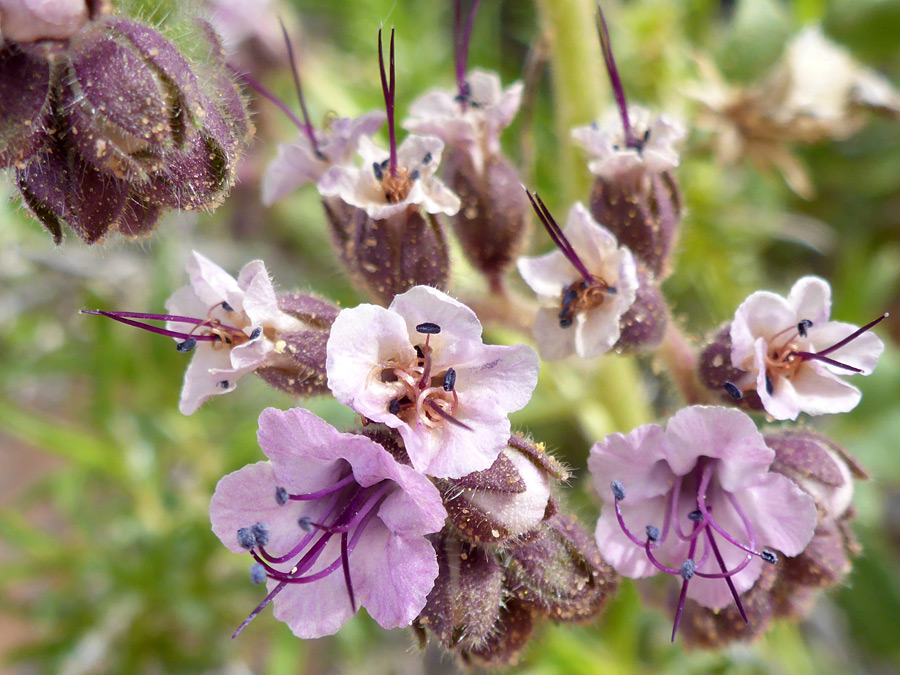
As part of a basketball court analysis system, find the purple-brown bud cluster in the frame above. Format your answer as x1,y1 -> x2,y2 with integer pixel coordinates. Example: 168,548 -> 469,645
413,434 -> 618,666
2,9 -> 251,243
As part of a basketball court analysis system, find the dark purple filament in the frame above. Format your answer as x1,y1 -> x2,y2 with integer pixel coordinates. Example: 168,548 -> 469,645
279,19 -> 321,156
524,189 -> 595,282
610,458 -> 775,640
232,474 -> 392,638
377,27 -> 398,176
792,313 -> 888,372
595,3 -> 638,149
232,68 -> 306,131
453,0 -> 482,105
81,310 -> 243,343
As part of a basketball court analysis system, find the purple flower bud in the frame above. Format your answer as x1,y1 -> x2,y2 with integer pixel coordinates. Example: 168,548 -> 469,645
255,329 -> 330,398
0,43 -> 53,170
698,324 -> 764,411
415,529 -> 504,651
614,263 -> 669,352
458,598 -> 536,668
442,148 -> 531,292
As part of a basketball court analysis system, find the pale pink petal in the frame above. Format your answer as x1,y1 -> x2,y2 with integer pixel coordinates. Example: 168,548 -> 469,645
517,250 -> 579,298
754,338 -> 802,421
664,406 -> 773,491
787,276 -> 832,323
531,307 -> 576,361
261,139 -> 325,206
451,342 -> 539,413
575,304 -> 624,358
178,345 -> 241,415
731,291 -> 796,363
185,251 -> 243,310
588,423 -> 671,501
734,473 -> 817,557
788,364 -> 862,415
325,111 -> 387,164
326,303 -> 416,421
396,135 -> 445,181
238,260 -> 280,325
350,521 -> 439,629
388,285 -> 484,353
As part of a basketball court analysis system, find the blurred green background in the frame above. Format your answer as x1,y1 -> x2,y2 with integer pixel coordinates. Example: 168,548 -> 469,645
2,0 -> 900,672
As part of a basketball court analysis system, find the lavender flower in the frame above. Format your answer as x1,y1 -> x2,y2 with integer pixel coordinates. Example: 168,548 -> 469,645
588,405 -> 818,640
517,196 -> 640,360
326,285 -> 539,478
728,276 -> 886,420
210,407 -> 446,638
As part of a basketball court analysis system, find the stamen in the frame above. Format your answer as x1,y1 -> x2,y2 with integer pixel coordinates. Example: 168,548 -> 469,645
341,532 -> 356,612
761,550 -> 778,564
284,473 -> 357,501
218,380 -> 230,389
524,189 -> 595,281
645,525 -> 661,543
595,4 -> 638,148
611,480 -> 626,501
275,487 -> 288,506
221,301 -> 234,312
249,327 -> 262,340
792,313 -> 888,372
687,509 -> 703,522
373,161 -> 383,181
251,522 -> 270,547
426,399 -> 473,430
671,536 -> 699,642
723,382 -> 743,401
81,310 -> 244,342
250,562 -> 267,585
416,322 -> 442,334
232,69 -> 306,131
442,368 -> 456,392
298,516 -> 313,532
797,319 -> 813,338
377,27 -> 398,176
279,19 -> 321,157
176,338 -> 197,353
453,0 -> 482,105
704,525 -> 749,625
389,398 -> 401,415
680,559 -> 696,580
232,581 -> 288,638
765,374 -> 774,395
237,527 -> 257,550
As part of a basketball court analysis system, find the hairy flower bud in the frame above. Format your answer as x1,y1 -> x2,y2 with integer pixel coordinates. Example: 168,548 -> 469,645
3,13 -> 251,243
505,511 -> 618,622
614,263 -> 669,352
439,435 -> 565,545
587,168 -> 682,279
442,148 -> 530,292
698,324 -> 765,411
415,529 -> 504,651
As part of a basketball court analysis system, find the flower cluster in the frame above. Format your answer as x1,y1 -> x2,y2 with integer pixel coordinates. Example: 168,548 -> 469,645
1,0 -> 252,243
23,0 -> 892,667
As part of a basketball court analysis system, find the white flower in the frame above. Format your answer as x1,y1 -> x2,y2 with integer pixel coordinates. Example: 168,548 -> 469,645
261,111 -> 386,206
402,69 -> 523,174
729,276 -> 885,420
166,252 -> 307,414
517,202 -> 638,360
326,286 -> 539,478
571,106 -> 685,180
318,135 -> 461,220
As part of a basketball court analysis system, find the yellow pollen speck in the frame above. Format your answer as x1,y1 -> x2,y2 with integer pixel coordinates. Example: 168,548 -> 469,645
274,340 -> 287,354
491,529 -> 500,538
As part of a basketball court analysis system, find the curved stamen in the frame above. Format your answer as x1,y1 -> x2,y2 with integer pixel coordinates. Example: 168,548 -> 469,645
595,4 -> 637,148
279,19 -> 321,156
232,580 -> 287,638
704,525 -> 748,625
341,532 -> 355,611
454,0 -> 482,103
377,27 -> 398,176
671,535 -> 700,642
525,189 -> 595,281
611,489 -> 651,547
285,473 -> 357,501
81,310 -> 242,342
230,68 -> 306,131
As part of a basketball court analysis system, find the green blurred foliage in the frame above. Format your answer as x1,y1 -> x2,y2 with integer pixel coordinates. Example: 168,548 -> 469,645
2,0 -> 900,672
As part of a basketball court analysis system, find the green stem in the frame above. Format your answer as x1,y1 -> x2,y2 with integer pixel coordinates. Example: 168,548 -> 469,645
534,0 -> 605,205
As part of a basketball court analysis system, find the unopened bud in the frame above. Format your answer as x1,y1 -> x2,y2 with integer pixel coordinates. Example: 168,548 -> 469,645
698,324 -> 764,411
614,263 -> 669,352
0,44 -> 53,170
442,148 -> 530,292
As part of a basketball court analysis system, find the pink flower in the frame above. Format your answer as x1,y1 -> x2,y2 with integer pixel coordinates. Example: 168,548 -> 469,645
261,111 -> 386,206
589,406 -> 818,639
517,200 -> 638,360
402,69 -> 523,174
164,252 -> 308,414
318,134 -> 461,220
210,407 -> 446,639
0,0 -> 88,43
571,106 -> 685,180
326,285 -> 539,479
728,276 -> 886,420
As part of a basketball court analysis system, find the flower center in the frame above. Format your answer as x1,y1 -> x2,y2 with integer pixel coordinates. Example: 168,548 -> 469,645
609,459 -> 778,641
558,277 -> 617,328
368,322 -> 471,431
232,468 -> 393,638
